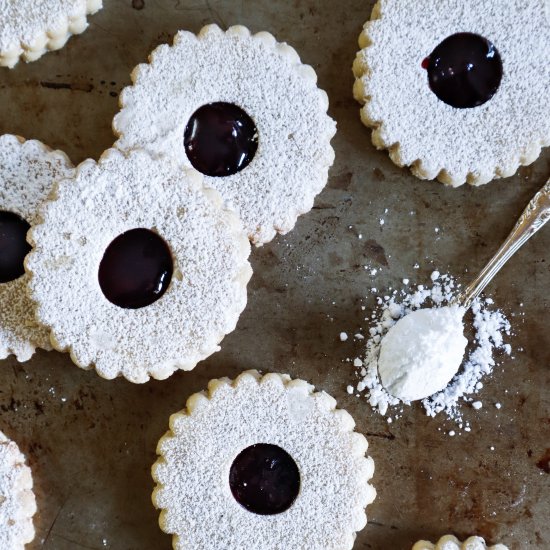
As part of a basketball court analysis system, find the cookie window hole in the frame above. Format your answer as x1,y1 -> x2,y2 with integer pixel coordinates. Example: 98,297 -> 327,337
229,443 -> 300,515
0,210 -> 31,283
423,32 -> 502,109
98,228 -> 173,309
184,102 -> 259,177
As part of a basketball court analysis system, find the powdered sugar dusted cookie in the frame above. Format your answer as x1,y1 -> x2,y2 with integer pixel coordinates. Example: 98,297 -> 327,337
0,134 -> 74,362
0,0 -> 102,68
26,148 -> 252,383
114,24 -> 336,245
412,535 -> 508,550
0,432 -> 36,549
353,0 -> 550,186
152,370 -> 376,550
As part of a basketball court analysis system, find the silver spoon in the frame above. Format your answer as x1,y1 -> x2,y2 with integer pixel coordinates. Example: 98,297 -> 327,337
378,177 -> 550,402
456,177 -> 550,308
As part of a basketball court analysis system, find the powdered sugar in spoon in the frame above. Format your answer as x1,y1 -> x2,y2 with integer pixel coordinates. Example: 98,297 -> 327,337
378,177 -> 550,402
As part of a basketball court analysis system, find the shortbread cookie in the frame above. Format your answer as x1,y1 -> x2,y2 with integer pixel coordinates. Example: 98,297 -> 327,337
413,535 -> 508,550
0,432 -> 36,549
353,0 -> 550,186
26,148 -> 252,383
0,134 -> 74,362
152,370 -> 376,550
0,0 -> 102,68
114,24 -> 336,245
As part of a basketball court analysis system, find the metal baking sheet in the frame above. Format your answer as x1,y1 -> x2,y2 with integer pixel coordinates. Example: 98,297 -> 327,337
0,1 -> 548,549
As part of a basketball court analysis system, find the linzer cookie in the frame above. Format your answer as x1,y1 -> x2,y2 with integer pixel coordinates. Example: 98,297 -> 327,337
152,370 -> 376,550
113,24 -> 336,245
0,0 -> 102,68
26,148 -> 252,383
412,535 -> 509,550
353,0 -> 550,186
0,432 -> 36,549
0,134 -> 74,362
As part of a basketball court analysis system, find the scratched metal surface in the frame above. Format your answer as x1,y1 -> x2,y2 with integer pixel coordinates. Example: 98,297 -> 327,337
0,1 -> 548,549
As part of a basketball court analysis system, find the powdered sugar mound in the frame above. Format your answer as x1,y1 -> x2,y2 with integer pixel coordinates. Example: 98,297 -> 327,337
351,272 -> 511,425
153,371 -> 376,550
0,134 -> 74,362
353,0 -> 550,186
114,24 -> 336,245
26,148 -> 252,383
0,432 -> 36,549
0,0 -> 102,68
378,305 -> 467,402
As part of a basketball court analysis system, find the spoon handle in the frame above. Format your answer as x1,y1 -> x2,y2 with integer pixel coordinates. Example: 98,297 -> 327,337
458,177 -> 550,308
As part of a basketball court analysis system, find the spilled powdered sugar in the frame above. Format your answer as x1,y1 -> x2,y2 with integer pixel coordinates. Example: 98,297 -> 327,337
348,272 -> 511,426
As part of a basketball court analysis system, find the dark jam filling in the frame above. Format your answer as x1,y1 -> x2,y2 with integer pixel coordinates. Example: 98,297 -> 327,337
424,33 -> 503,109
98,228 -> 173,309
0,211 -> 31,284
229,444 -> 300,515
184,102 -> 258,177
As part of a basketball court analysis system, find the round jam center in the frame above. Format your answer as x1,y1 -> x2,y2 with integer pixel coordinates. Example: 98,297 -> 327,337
424,33 -> 503,109
184,102 -> 258,177
98,228 -> 173,309
0,211 -> 31,284
229,444 -> 300,515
